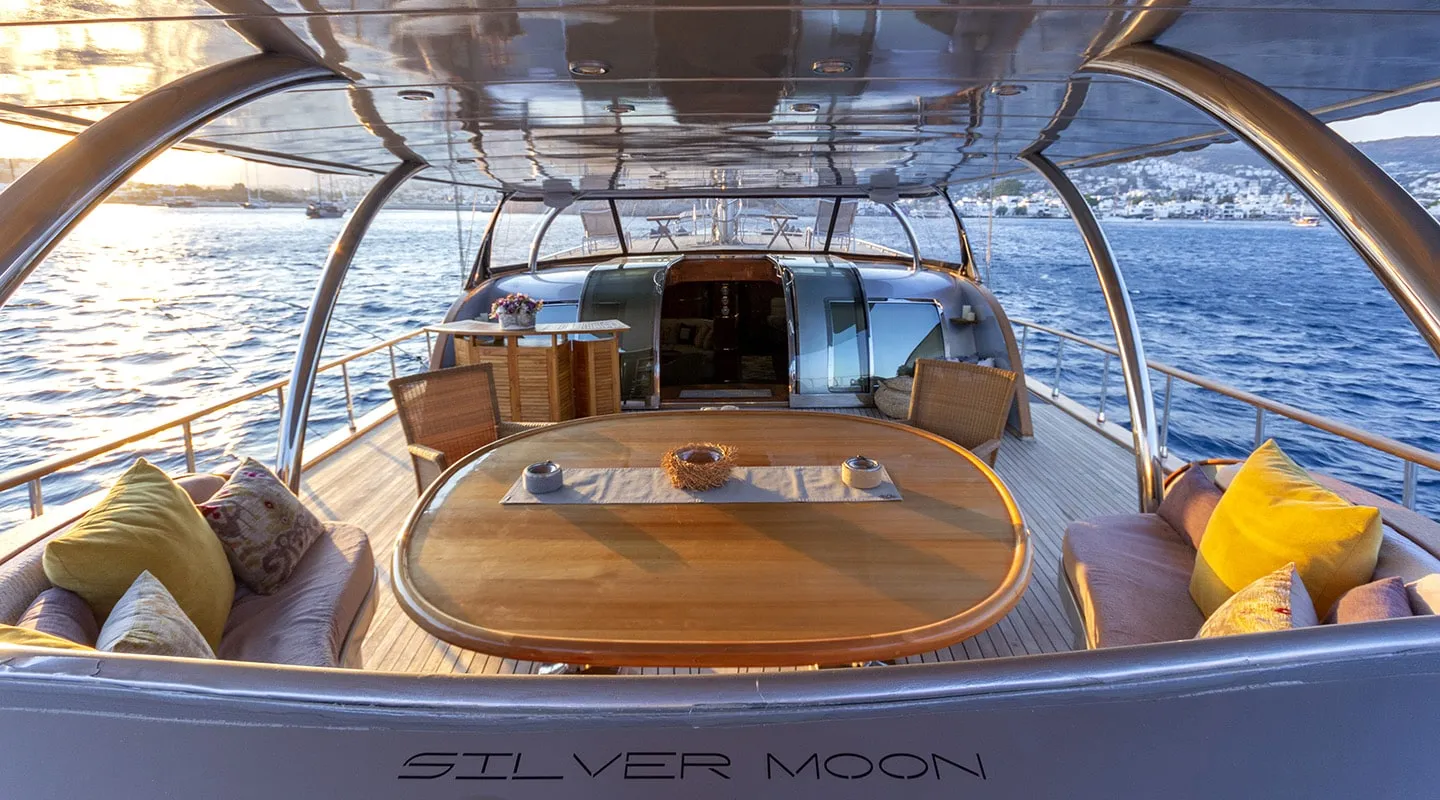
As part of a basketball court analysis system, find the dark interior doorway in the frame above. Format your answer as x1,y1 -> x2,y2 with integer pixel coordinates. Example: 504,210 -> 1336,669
659,259 -> 788,403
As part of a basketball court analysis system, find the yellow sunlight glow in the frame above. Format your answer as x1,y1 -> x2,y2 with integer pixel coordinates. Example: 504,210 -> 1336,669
1,123 -> 244,186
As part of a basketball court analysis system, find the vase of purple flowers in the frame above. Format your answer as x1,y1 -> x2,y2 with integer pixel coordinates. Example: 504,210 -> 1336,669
491,293 -> 543,329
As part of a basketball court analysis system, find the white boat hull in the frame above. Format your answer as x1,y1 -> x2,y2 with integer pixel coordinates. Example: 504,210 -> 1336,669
2,617 -> 1437,798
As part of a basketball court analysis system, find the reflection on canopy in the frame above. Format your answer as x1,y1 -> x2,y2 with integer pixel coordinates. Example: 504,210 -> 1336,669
0,1 -> 1438,192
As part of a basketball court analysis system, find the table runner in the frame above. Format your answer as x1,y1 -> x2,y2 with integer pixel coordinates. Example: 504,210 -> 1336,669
501,466 -> 901,505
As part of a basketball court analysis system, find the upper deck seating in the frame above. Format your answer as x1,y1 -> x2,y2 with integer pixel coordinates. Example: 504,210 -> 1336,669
0,473 -> 377,668
1063,458 -> 1440,649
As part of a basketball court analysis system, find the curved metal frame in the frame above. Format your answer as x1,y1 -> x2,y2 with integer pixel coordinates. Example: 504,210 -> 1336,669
1025,153 -> 1164,510
0,54 -> 344,307
277,160 -> 427,489
464,195 -> 508,290
1085,43 -> 1440,358
882,202 -> 923,272
941,186 -> 978,279
526,204 -> 565,275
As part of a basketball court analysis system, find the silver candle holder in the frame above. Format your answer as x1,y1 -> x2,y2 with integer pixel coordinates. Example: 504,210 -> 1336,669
841,455 -> 883,489
523,461 -> 564,494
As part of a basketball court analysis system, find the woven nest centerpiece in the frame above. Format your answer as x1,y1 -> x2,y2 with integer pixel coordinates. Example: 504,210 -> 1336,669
662,443 -> 737,491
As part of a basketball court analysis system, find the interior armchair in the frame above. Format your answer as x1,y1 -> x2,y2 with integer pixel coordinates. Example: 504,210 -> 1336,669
389,363 -> 505,495
907,359 -> 1019,466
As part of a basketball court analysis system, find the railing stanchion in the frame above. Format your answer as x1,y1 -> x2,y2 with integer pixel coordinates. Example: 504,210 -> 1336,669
425,330 -> 433,357
1403,461 -> 1418,510
27,479 -> 42,518
388,345 -> 398,379
1159,374 -> 1173,458
1052,339 -> 1065,398
1254,407 -> 1266,449
340,362 -> 357,433
1019,325 -> 1029,359
275,386 -> 285,414
1097,354 -> 1111,424
182,421 -> 196,473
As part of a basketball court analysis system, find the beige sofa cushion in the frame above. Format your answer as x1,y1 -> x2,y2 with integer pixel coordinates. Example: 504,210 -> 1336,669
217,522 -> 374,668
18,587 -> 99,646
1063,514 -> 1206,648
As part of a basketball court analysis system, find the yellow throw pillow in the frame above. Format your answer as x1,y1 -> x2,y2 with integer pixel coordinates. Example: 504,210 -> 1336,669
43,458 -> 235,647
1191,440 -> 1381,618
0,624 -> 94,652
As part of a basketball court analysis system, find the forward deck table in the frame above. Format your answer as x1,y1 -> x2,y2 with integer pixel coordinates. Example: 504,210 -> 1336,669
764,213 -> 799,246
645,214 -> 684,250
393,411 -> 1030,667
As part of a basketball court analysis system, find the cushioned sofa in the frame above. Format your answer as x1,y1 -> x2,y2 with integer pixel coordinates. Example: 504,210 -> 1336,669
1063,460 -> 1440,649
660,317 -> 716,385
0,474 -> 377,668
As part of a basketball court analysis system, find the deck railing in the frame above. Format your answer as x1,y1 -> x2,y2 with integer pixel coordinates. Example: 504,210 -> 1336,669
1012,318 -> 1438,509
0,328 -> 432,519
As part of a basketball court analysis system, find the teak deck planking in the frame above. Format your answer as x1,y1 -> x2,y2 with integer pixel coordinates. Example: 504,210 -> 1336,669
299,396 -> 1137,675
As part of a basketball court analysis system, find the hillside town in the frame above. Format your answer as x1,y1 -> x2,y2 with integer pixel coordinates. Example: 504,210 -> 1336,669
952,137 -> 1440,221
6,136 -> 1440,222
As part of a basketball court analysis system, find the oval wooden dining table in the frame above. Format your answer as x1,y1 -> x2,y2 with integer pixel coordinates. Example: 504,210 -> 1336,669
393,410 -> 1030,668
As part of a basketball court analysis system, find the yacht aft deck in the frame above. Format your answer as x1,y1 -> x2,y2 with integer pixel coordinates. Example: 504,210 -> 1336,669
307,398 -> 1129,675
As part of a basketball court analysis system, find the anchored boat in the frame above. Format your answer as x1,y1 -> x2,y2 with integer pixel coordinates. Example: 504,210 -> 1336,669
1,2 -> 1440,798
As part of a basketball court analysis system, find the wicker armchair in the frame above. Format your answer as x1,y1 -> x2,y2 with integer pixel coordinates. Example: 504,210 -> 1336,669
389,364 -> 505,495
907,359 -> 1019,466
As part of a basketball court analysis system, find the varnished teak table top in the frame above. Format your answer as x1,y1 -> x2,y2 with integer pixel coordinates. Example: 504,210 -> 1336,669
393,411 -> 1030,667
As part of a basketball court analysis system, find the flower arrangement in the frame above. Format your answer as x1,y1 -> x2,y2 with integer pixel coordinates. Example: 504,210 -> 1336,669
490,293 -> 543,329
491,293 -> 544,317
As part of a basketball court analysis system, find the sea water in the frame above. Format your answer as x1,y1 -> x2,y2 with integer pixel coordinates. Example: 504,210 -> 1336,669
1,205 -> 1436,529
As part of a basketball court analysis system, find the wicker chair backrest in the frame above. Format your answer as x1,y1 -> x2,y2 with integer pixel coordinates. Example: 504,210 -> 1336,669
389,363 -> 502,465
907,359 -> 1018,451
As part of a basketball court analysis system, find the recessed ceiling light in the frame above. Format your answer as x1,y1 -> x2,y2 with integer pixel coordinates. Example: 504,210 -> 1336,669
791,102 -> 820,113
811,59 -> 852,75
454,157 -> 475,164
990,83 -> 1027,96
969,152 -> 990,159
569,60 -> 610,77
398,89 -> 435,101
607,103 -> 635,114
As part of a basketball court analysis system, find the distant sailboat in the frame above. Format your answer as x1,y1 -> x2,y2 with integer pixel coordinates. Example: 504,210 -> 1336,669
240,164 -> 271,209
306,174 -> 347,219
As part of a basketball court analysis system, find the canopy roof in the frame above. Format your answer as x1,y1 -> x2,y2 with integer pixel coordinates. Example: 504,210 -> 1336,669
3,1 -> 1438,193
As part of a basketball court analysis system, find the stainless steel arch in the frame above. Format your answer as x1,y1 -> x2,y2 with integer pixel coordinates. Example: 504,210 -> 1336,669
0,54 -> 344,308
527,205 -> 565,275
882,202 -> 923,272
1084,43 -> 1440,359
1022,152 -> 1164,512
277,161 -> 428,490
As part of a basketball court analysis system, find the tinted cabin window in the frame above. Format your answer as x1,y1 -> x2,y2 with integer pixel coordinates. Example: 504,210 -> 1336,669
869,301 -> 945,382
827,299 -> 868,392
580,266 -> 663,404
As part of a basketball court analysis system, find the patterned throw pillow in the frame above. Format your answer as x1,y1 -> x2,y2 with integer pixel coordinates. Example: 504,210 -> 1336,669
198,457 -> 325,595
97,571 -> 214,659
1196,563 -> 1320,639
